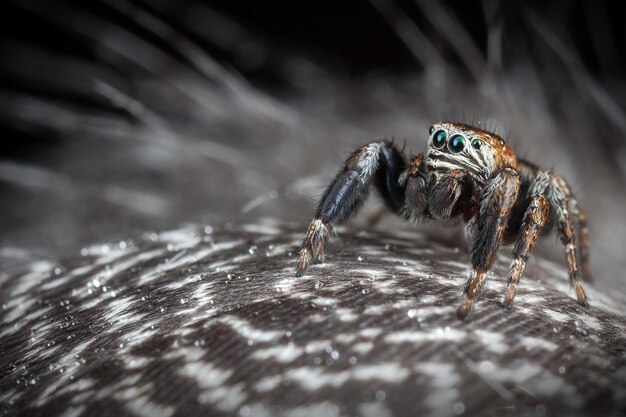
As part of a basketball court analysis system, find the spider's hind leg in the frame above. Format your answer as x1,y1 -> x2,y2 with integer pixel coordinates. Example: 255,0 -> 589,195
570,197 -> 592,282
296,140 -> 410,276
541,172 -> 589,306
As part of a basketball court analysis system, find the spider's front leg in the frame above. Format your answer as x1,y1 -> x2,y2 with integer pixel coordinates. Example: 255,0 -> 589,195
503,194 -> 550,307
295,140 -> 412,276
457,168 -> 520,319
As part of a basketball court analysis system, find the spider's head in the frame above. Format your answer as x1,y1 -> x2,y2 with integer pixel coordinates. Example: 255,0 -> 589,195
426,121 -> 516,181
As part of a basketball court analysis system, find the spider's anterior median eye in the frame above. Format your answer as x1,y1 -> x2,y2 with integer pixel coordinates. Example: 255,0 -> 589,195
471,139 -> 482,150
432,130 -> 446,148
448,134 -> 466,153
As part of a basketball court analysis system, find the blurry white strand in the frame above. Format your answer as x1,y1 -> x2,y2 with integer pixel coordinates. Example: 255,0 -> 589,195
0,161 -> 169,217
414,0 -> 485,81
93,80 -> 248,168
525,7 -> 626,177
240,190 -> 279,215
15,0 -> 235,120
369,0 -> 445,70
106,0 -> 298,127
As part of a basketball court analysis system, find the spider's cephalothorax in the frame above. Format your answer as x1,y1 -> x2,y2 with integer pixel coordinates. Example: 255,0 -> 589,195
295,122 -> 591,319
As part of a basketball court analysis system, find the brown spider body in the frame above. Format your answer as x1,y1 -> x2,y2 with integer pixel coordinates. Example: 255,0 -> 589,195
295,122 -> 590,319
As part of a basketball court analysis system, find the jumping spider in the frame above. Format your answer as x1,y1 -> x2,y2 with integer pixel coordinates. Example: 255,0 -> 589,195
296,121 -> 590,319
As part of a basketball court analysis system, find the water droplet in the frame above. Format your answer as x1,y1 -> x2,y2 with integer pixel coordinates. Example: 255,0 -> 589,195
558,366 -> 566,374
330,350 -> 339,360
245,276 -> 252,282
375,390 -> 386,401
180,297 -> 189,304
204,226 -> 213,235
1,304 -> 7,310
349,356 -> 358,365
361,288 -> 370,294
285,331 -> 292,338
80,248 -> 88,256
453,402 -> 465,414
227,273 -> 235,280
248,245 -> 258,255
160,307 -> 167,313
315,281 -> 325,290
453,247 -> 460,253
384,243 -> 393,251
357,256 -> 364,262
247,339 -> 254,346
313,357 -> 322,365
92,278 -> 101,288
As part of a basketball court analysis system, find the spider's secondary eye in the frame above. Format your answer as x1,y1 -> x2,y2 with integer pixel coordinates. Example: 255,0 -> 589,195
471,139 -> 482,150
448,134 -> 466,153
432,130 -> 446,148
429,126 -> 435,135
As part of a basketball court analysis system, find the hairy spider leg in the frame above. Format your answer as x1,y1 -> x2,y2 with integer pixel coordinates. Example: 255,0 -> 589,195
296,140 -> 406,276
503,194 -> 550,307
457,168 -> 520,319
569,197 -> 592,282
539,172 -> 589,306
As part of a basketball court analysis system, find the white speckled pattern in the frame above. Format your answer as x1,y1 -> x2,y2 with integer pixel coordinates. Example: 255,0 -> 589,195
0,220 -> 624,417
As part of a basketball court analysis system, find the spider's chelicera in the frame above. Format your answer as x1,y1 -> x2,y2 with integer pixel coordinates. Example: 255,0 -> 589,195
295,122 -> 591,319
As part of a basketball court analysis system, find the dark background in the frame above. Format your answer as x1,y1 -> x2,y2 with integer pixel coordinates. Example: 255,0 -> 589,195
1,0 -> 625,292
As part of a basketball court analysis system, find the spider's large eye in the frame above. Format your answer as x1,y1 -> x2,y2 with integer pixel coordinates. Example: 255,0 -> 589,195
432,130 -> 446,148
448,134 -> 466,153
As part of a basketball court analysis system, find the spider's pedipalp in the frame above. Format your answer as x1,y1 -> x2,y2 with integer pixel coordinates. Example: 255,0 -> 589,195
296,140 -> 408,276
427,169 -> 469,219
458,168 -> 520,319
400,155 -> 429,222
503,194 -> 550,308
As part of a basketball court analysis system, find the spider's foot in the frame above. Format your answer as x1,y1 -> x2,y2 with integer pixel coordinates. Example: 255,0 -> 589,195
295,248 -> 311,277
456,299 -> 474,320
503,283 -> 518,309
572,280 -> 589,307
295,218 -> 329,277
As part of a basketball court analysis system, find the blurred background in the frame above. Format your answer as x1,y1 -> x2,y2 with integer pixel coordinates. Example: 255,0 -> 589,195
0,0 -> 625,293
